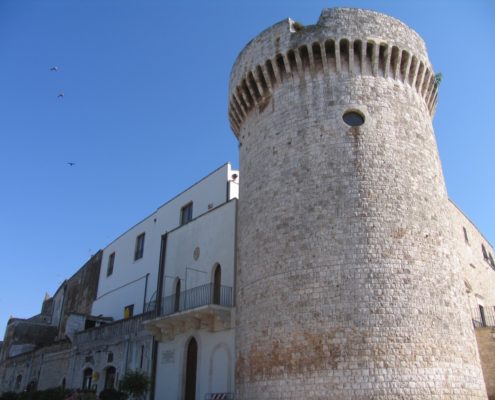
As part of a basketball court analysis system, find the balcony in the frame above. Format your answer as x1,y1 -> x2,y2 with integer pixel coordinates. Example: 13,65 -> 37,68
143,283 -> 233,341
472,306 -> 495,328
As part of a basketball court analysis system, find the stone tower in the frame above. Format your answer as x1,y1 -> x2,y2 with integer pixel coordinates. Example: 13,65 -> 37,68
228,8 -> 487,400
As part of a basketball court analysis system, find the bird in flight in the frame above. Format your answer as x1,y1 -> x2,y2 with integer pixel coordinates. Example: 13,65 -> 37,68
67,162 -> 76,166
58,92 -> 64,98
50,66 -> 59,71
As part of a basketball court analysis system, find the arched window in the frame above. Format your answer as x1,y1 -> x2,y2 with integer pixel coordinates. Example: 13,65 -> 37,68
174,279 -> 181,313
104,366 -> 116,390
14,374 -> 22,391
213,264 -> 221,305
82,368 -> 93,390
185,338 -> 198,400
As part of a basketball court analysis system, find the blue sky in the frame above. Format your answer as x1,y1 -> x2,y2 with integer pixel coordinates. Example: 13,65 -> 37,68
0,0 -> 494,336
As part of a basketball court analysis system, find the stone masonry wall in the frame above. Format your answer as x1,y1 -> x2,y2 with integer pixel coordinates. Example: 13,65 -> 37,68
229,8 -> 487,399
449,201 -> 495,307
476,328 -> 495,400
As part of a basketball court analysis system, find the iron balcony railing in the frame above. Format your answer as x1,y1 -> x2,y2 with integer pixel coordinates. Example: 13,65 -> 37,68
472,305 -> 495,328
161,283 -> 233,316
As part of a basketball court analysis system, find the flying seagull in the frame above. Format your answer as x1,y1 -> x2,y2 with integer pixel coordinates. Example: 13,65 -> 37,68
67,162 -> 76,166
50,66 -> 59,71
58,92 -> 64,98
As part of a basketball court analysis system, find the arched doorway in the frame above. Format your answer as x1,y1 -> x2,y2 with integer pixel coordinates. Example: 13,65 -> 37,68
185,338 -> 198,400
174,279 -> 181,313
82,368 -> 93,390
104,366 -> 116,390
213,264 -> 221,305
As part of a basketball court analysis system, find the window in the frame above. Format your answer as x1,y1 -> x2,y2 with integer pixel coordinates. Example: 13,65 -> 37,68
124,304 -> 134,319
15,375 -> 22,391
463,227 -> 469,244
482,244 -> 489,261
140,345 -> 145,369
479,305 -> 487,327
107,352 -> 113,363
134,233 -> 145,260
174,280 -> 181,313
213,264 -> 221,305
180,202 -> 193,225
342,110 -> 365,126
82,368 -> 93,390
489,253 -> 495,270
104,367 -> 116,390
107,252 -> 115,277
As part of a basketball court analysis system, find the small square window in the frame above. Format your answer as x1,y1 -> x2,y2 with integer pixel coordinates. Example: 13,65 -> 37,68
124,304 -> 134,319
180,202 -> 193,225
107,252 -> 115,277
134,233 -> 145,260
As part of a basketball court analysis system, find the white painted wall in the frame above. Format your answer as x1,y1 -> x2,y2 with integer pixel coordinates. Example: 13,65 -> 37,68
92,163 -> 238,321
155,329 -> 235,400
153,184 -> 237,400
163,199 -> 236,299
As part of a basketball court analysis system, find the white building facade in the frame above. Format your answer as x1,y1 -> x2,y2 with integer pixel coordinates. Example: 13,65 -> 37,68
88,163 -> 238,398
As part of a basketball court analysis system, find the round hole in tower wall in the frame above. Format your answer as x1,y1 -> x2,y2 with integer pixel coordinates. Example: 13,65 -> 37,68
343,110 -> 365,127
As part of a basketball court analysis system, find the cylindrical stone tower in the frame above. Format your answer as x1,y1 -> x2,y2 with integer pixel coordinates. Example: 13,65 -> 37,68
228,8 -> 487,400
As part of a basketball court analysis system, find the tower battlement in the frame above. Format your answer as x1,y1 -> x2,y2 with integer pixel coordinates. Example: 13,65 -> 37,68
228,8 -> 438,137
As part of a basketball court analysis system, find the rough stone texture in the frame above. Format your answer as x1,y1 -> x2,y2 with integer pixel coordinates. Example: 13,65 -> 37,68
449,202 -> 495,400
476,328 -> 495,400
449,202 -> 495,307
229,8 -> 487,399
69,312 -> 153,393
58,251 -> 102,338
0,341 -> 71,393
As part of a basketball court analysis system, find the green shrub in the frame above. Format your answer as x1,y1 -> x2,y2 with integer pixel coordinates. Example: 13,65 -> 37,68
292,21 -> 304,31
119,370 -> 149,399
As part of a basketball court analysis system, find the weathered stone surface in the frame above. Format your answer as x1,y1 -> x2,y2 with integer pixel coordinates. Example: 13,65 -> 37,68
229,8 -> 488,399
476,328 -> 495,400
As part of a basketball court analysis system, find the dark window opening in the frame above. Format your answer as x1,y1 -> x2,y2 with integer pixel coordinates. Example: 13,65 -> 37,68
343,110 -> 365,127
174,280 -> 181,313
134,233 -> 145,260
82,368 -> 93,390
104,367 -> 116,390
107,352 -> 113,363
213,265 -> 221,305
479,305 -> 487,327
482,244 -> 489,261
107,252 -> 115,277
84,319 -> 96,330
140,345 -> 145,369
180,203 -> 193,225
124,304 -> 134,319
15,375 -> 22,391
489,253 -> 495,270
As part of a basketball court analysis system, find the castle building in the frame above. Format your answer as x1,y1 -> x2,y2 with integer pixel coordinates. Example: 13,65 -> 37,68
1,8 -> 495,400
